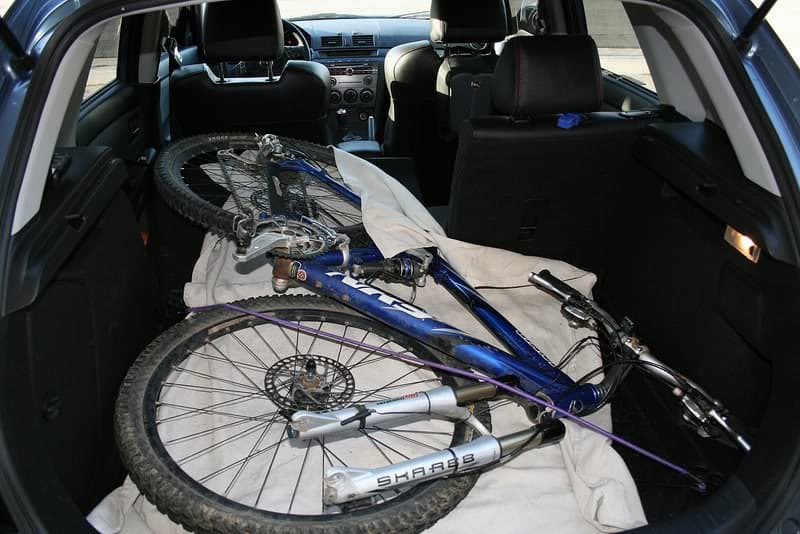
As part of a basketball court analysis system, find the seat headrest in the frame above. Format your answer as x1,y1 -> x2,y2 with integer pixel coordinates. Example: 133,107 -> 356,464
492,36 -> 603,116
430,0 -> 509,44
203,0 -> 284,64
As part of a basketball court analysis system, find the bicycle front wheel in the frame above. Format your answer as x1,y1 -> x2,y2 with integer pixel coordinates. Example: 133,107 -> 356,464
115,296 -> 490,534
156,133 -> 364,243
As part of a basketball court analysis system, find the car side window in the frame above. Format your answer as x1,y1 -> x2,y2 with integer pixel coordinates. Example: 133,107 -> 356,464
83,19 -> 122,101
758,1 -> 800,69
584,0 -> 655,92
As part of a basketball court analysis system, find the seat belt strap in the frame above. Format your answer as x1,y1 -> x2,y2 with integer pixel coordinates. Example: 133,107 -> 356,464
158,36 -> 182,145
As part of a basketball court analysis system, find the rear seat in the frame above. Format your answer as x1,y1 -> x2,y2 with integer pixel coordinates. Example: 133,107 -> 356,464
446,35 -> 659,268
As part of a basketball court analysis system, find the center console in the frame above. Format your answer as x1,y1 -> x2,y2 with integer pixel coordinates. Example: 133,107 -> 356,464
327,61 -> 378,107
320,58 -> 382,143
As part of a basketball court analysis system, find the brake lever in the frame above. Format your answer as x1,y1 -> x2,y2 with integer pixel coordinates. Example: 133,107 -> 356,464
677,385 -> 752,452
624,337 -> 752,452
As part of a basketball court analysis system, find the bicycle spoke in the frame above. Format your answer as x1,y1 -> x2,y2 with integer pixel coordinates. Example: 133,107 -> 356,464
366,427 -> 444,452
188,350 -> 268,373
254,424 -> 288,508
229,332 -> 270,369
359,429 -> 397,464
336,325 -> 348,363
208,340 -> 267,394
320,438 -> 326,514
158,401 -> 277,426
171,365 -> 260,392
305,321 -> 324,354
342,330 -> 373,367
252,325 -> 282,361
165,417 -> 262,445
288,441 -> 312,513
223,412 -> 281,497
200,434 -> 289,485
178,419 -> 271,466
316,438 -> 349,468
349,368 -> 422,405
156,392 -> 266,424
161,381 -> 254,396
345,340 -> 393,370
278,325 -> 299,354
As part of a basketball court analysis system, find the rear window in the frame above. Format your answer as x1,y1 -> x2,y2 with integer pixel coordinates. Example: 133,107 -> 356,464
585,0 -> 655,91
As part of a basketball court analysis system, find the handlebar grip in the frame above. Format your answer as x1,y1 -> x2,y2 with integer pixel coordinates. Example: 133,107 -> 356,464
529,270 -> 583,302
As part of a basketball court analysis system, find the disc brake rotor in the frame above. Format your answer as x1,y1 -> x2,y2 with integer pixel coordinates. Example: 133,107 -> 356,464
264,354 -> 356,412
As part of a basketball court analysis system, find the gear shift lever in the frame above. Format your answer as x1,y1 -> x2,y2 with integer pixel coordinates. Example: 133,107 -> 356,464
336,108 -> 348,141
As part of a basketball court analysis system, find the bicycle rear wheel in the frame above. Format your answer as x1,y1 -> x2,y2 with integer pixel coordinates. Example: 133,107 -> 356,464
156,133 -> 364,243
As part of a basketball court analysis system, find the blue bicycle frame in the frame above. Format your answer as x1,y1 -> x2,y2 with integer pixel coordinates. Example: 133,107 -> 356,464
274,158 -> 602,413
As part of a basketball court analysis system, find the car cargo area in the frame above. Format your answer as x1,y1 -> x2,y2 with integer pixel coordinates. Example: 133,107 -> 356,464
1,0 -> 800,533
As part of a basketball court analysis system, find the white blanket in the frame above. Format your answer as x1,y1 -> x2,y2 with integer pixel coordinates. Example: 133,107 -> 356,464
89,150 -> 645,533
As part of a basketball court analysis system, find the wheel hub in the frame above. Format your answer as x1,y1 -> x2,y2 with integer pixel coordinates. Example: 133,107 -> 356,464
264,354 -> 355,412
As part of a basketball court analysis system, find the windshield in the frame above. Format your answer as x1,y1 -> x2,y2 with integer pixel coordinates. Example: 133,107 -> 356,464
280,0 -> 430,20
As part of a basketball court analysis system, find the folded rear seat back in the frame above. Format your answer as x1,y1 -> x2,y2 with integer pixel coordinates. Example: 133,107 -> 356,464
448,35 -> 662,269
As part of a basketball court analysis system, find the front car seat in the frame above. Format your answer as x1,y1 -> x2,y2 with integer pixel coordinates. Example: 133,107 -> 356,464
432,0 -> 510,141
380,0 -> 510,204
170,0 -> 330,142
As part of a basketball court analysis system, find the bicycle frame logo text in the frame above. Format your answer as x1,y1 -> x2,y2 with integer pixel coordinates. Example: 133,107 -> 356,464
325,272 -> 432,320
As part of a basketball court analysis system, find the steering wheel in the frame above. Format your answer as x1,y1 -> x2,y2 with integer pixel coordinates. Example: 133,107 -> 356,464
283,20 -> 312,61
224,21 -> 312,78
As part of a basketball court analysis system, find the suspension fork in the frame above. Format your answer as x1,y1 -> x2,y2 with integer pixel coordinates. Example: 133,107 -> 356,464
288,383 -> 565,505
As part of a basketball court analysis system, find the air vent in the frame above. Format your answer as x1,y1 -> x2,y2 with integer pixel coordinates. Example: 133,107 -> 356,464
321,35 -> 343,48
352,34 -> 375,47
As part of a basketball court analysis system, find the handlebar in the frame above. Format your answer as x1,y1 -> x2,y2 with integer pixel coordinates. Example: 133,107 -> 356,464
528,270 -> 583,302
529,269 -> 751,452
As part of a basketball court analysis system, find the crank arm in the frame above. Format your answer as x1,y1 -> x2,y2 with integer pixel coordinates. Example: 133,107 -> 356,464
324,419 -> 565,505
289,384 -> 498,441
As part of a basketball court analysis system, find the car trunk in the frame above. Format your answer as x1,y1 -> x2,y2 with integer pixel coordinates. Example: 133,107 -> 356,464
2,1 -> 800,532
2,108 -> 798,534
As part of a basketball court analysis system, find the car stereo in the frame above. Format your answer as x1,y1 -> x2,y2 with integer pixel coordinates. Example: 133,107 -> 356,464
323,61 -> 379,108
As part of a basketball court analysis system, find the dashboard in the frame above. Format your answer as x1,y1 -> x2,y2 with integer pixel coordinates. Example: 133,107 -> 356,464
217,18 -> 430,111
291,18 -> 431,140
293,18 -> 430,110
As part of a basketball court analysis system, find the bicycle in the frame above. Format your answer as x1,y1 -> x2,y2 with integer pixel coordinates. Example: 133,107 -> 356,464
115,133 -> 751,533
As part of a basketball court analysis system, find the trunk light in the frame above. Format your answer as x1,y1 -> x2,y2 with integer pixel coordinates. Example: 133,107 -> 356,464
724,226 -> 760,263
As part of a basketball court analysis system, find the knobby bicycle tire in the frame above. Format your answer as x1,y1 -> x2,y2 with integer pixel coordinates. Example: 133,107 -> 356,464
156,133 -> 367,244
